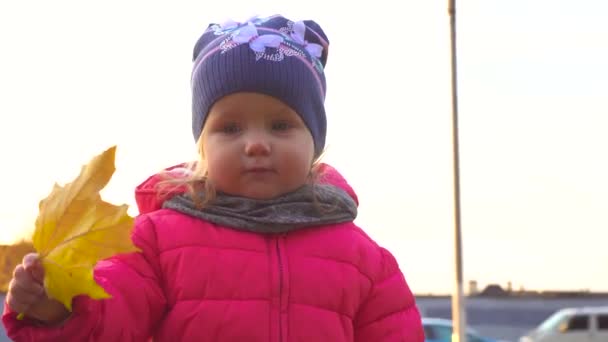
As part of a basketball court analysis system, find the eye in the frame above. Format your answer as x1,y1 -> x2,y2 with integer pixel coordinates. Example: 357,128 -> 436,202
271,120 -> 292,131
222,122 -> 241,134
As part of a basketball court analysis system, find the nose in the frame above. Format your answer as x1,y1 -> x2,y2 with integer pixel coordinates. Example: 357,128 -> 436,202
244,131 -> 271,156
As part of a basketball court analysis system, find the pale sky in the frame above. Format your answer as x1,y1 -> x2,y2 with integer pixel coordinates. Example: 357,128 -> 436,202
0,0 -> 606,295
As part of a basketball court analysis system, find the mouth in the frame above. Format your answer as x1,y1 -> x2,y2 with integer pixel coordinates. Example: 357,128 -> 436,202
244,167 -> 275,173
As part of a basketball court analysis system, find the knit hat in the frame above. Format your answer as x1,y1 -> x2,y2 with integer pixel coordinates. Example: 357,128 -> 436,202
191,15 -> 329,156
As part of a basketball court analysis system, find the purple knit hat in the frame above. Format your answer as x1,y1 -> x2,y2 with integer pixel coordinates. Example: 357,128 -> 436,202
191,15 -> 329,156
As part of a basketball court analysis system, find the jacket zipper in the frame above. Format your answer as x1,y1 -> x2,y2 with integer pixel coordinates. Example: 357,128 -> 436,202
276,237 -> 283,342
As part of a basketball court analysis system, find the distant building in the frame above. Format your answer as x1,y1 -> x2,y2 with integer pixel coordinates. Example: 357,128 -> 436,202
468,280 -> 479,296
462,281 -> 608,299
479,284 -> 509,297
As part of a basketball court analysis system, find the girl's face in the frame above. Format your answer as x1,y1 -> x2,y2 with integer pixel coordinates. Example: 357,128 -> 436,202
202,92 -> 315,200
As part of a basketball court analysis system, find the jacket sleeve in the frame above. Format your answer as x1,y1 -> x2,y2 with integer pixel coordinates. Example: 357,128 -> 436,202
354,247 -> 425,342
2,215 -> 167,342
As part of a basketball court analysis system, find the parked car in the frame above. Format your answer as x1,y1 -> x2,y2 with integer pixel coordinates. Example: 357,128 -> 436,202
423,317 -> 505,342
519,306 -> 608,342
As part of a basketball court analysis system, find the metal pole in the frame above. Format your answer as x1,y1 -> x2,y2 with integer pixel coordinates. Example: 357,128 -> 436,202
448,0 -> 466,342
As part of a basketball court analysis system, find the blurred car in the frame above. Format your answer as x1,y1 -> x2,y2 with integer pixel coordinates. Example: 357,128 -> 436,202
518,306 -> 608,342
423,317 -> 506,342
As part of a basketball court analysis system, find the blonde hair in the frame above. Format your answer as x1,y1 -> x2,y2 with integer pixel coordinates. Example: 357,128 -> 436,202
156,128 -> 325,208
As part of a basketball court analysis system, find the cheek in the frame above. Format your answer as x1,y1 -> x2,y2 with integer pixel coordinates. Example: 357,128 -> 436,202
203,143 -> 241,183
204,150 -> 222,178
300,136 -> 315,166
282,142 -> 314,177
201,141 -> 220,177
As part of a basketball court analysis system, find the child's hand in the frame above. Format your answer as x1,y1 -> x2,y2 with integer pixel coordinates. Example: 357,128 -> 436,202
6,253 -> 70,325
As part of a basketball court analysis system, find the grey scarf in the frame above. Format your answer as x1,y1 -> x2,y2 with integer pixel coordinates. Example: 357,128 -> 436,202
163,184 -> 358,234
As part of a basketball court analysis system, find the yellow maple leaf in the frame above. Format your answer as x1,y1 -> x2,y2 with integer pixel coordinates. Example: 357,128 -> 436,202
31,146 -> 138,312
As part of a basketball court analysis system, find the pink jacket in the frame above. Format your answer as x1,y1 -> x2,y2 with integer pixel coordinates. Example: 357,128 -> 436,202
3,164 -> 424,341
